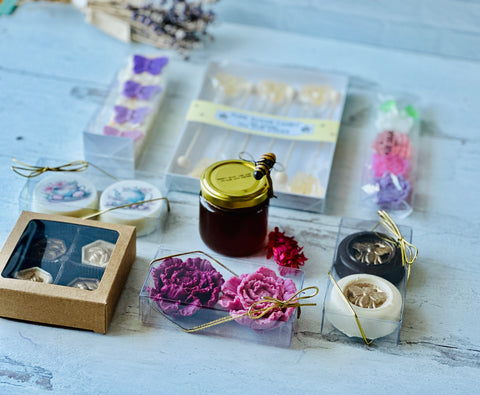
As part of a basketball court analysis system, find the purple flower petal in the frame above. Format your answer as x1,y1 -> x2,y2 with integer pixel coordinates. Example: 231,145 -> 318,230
149,256 -> 224,318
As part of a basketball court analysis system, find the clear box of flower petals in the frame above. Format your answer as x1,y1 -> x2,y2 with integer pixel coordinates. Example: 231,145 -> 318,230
165,61 -> 349,213
83,54 -> 169,172
320,216 -> 414,346
139,248 -> 306,347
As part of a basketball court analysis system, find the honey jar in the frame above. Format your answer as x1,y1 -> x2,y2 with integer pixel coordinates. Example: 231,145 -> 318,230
199,157 -> 274,257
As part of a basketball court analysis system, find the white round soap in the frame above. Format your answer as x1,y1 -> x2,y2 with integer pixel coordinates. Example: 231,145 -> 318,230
327,273 -> 403,340
99,180 -> 165,236
32,173 -> 98,217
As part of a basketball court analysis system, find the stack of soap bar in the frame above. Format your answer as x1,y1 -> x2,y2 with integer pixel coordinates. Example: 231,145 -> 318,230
99,179 -> 166,236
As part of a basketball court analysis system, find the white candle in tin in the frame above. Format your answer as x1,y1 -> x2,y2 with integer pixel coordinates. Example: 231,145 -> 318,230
327,273 -> 403,340
99,180 -> 165,236
32,173 -> 98,217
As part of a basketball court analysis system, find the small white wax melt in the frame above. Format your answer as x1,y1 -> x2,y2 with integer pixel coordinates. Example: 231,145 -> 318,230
32,174 -> 98,217
81,240 -> 116,268
327,273 -> 402,340
99,180 -> 166,236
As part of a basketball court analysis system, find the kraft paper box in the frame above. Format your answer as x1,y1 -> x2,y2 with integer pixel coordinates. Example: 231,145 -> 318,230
0,211 -> 136,333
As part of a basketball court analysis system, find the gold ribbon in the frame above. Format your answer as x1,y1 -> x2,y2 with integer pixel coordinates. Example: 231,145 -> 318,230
11,159 -> 89,178
82,197 -> 171,220
247,286 -> 318,320
11,158 -> 119,181
155,285 -> 318,334
328,271 -> 373,345
374,210 -> 418,280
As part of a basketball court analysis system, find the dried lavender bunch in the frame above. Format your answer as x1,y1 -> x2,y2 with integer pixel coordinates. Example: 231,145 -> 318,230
128,0 -> 218,53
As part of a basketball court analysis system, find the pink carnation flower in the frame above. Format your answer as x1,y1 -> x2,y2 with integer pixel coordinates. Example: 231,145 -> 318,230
219,267 -> 297,331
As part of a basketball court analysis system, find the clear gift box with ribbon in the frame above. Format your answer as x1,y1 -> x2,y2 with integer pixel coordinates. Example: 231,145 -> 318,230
83,54 -> 169,172
321,213 -> 416,346
14,157 -> 170,239
139,248 -> 313,347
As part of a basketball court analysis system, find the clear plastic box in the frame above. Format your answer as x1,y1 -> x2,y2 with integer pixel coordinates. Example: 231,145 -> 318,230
165,61 -> 349,213
83,54 -> 169,172
140,249 -> 306,347
321,217 -> 413,346
360,96 -> 420,219
16,158 -> 169,238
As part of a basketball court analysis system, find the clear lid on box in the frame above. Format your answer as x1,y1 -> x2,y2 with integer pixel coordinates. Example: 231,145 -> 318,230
166,60 -> 349,213
1,217 -> 120,290
84,54 -> 169,171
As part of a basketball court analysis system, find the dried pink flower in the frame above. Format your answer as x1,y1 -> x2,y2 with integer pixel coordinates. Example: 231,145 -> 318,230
265,227 -> 307,269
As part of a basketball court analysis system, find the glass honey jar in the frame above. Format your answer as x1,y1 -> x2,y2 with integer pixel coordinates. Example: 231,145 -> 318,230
199,157 -> 274,257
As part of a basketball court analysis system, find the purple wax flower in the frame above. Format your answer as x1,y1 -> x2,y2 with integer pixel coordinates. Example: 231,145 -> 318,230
113,105 -> 151,125
133,55 -> 168,75
149,257 -> 224,317
375,172 -> 411,208
123,80 -> 162,100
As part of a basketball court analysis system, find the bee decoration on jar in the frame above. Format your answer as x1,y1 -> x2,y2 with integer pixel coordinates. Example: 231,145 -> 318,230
254,152 -> 276,198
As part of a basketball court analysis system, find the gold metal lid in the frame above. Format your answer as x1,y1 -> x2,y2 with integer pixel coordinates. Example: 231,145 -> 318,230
200,160 -> 270,209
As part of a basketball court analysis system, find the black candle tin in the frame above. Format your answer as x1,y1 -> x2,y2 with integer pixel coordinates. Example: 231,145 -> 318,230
333,231 -> 405,284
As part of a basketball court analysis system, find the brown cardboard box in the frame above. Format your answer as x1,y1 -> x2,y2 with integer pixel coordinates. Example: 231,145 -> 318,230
0,211 -> 136,333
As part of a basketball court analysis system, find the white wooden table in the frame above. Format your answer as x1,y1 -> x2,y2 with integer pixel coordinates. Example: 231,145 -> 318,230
1,3 -> 479,393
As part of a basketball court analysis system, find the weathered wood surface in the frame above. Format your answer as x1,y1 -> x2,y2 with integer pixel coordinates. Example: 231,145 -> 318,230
0,3 -> 479,393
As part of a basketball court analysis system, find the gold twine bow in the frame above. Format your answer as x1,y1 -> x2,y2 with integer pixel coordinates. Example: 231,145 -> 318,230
159,285 -> 319,333
374,210 -> 418,280
11,158 -> 89,178
247,286 -> 319,320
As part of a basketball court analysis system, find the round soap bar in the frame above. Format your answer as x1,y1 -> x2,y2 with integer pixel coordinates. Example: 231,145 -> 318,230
32,173 -> 98,217
334,231 -> 405,284
328,273 -> 403,340
99,180 -> 165,236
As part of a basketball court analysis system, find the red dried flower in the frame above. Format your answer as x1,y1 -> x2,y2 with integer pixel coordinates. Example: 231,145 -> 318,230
265,227 -> 307,269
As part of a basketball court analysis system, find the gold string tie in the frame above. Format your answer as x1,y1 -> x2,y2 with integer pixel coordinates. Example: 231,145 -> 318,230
11,158 -> 88,178
247,286 -> 319,320
328,270 -> 373,345
82,197 -> 171,220
375,210 -> 418,280
154,284 -> 319,334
